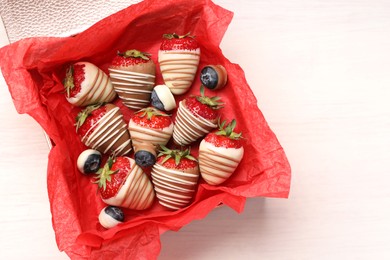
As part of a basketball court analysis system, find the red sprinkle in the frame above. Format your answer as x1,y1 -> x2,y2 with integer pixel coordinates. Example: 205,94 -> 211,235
157,156 -> 198,170
111,55 -> 150,67
69,64 -> 85,98
132,110 -> 172,129
160,37 -> 199,51
204,132 -> 243,149
185,97 -> 219,120
77,106 -> 107,138
100,157 -> 131,199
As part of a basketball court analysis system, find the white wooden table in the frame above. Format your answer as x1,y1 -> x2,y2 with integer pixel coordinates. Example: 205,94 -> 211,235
1,0 -> 390,259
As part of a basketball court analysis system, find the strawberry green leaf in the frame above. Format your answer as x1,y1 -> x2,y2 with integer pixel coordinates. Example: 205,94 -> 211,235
163,32 -> 193,39
75,103 -> 104,132
94,156 -> 118,191
138,107 -> 170,120
63,65 -> 75,98
157,146 -> 197,165
119,49 -> 151,60
195,86 -> 224,110
216,119 -> 243,140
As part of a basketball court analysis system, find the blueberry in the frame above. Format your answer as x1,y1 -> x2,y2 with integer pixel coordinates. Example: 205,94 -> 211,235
104,206 -> 124,222
150,90 -> 165,111
200,66 -> 218,89
99,206 -> 124,229
77,149 -> 102,174
135,150 -> 156,167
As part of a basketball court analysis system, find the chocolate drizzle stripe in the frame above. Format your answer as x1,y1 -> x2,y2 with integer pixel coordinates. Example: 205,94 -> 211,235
156,193 -> 191,205
199,155 -> 238,173
152,177 -> 195,193
200,148 -> 242,164
103,159 -> 153,210
129,124 -> 172,142
109,68 -> 155,109
157,197 -> 186,210
173,101 -> 217,145
121,165 -> 147,209
109,68 -> 156,78
154,186 -> 192,203
74,67 -> 100,106
152,164 -> 198,185
87,115 -> 123,148
81,106 -> 132,156
159,50 -> 201,56
111,76 -> 155,85
153,181 -> 194,196
158,50 -> 200,94
112,84 -> 153,91
89,117 -> 122,147
113,87 -> 152,94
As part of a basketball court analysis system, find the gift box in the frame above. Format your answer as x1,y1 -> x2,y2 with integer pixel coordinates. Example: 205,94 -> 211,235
0,0 -> 291,258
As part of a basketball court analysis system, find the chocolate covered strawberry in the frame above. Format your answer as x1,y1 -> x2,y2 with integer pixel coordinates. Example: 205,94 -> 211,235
173,86 -> 223,146
129,107 -> 174,148
129,107 -> 174,167
95,156 -> 155,210
151,147 -> 199,210
75,103 -> 132,156
64,61 -> 116,106
158,33 -> 200,95
199,119 -> 244,185
108,50 -> 156,110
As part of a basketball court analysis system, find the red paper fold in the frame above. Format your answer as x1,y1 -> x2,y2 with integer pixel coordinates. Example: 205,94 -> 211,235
0,0 -> 291,258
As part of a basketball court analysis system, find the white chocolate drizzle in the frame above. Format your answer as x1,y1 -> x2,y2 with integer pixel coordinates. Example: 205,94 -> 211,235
151,163 -> 199,210
81,106 -> 132,156
103,157 -> 155,210
67,62 -> 116,106
173,100 -> 217,146
109,68 -> 155,110
128,120 -> 173,149
199,140 -> 244,185
158,49 -> 200,95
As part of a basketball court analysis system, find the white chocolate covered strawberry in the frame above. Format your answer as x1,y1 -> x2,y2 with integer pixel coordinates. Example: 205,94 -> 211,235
151,147 -> 199,210
199,119 -> 244,185
75,103 -> 132,156
158,33 -> 200,95
64,61 -> 116,106
128,107 -> 174,149
173,86 -> 222,146
95,156 -> 155,210
108,50 -> 156,110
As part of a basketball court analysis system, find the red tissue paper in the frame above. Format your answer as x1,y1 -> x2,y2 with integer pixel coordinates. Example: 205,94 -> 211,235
0,0 -> 291,258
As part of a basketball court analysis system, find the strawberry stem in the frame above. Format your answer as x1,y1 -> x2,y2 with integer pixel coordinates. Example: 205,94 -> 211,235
63,65 -> 75,98
118,49 -> 151,60
215,119 -> 242,140
163,32 -> 194,39
195,85 -> 224,110
158,145 -> 197,165
75,103 -> 104,132
94,156 -> 118,191
137,107 -> 170,120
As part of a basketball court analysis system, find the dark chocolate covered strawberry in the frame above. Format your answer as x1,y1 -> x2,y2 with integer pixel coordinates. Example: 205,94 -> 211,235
108,50 -> 156,110
95,156 -> 155,210
199,119 -> 244,185
75,103 -> 132,156
151,147 -> 199,210
64,61 -> 116,106
158,33 -> 200,95
173,86 -> 223,146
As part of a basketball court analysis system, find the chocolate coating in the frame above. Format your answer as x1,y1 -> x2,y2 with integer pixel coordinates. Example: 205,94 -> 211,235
200,65 -> 227,90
